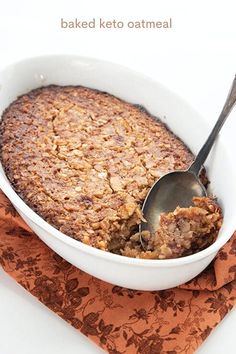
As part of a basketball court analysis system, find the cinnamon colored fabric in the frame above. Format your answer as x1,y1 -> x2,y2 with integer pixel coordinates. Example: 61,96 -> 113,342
0,191 -> 236,354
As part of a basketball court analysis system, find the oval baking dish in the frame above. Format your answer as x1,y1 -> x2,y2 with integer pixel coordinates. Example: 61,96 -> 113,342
0,55 -> 236,290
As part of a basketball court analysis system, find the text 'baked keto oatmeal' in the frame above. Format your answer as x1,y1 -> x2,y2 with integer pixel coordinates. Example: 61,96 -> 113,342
0,85 -> 222,259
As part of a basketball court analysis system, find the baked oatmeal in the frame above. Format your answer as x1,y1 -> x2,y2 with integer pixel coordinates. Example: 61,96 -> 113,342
0,85 -> 222,258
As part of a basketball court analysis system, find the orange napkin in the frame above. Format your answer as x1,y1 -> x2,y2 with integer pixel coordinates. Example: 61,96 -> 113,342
0,191 -> 235,354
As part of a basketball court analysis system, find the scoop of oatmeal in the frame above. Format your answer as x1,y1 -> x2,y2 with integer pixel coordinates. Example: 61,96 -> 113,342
122,197 -> 223,259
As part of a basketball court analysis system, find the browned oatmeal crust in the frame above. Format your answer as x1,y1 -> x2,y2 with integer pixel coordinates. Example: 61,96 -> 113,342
0,85 -> 210,257
123,197 -> 223,259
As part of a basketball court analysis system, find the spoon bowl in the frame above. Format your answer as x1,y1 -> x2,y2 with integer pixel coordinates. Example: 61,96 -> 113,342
140,170 -> 206,235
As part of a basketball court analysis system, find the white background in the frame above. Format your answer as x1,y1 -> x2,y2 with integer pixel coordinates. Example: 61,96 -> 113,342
0,0 -> 236,353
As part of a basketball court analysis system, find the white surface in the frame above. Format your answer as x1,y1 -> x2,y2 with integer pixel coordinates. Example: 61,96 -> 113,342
1,55 -> 236,292
0,0 -> 236,353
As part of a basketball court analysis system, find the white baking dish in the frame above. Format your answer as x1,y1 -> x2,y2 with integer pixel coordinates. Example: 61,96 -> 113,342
0,55 -> 235,290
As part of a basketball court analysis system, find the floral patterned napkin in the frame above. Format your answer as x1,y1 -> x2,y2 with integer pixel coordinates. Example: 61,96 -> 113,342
0,191 -> 235,354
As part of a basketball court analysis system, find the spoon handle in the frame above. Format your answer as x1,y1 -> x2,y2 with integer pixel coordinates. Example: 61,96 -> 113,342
189,75 -> 236,176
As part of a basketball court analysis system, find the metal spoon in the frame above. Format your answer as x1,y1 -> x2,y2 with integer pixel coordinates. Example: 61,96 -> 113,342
140,75 -> 236,246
